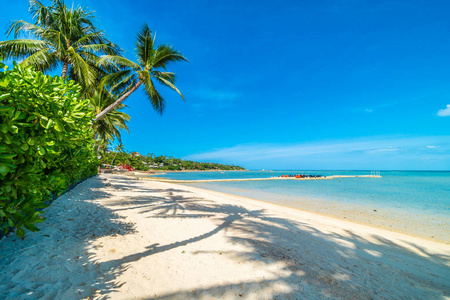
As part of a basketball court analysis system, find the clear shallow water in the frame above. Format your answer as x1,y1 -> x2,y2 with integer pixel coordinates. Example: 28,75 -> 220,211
155,170 -> 450,221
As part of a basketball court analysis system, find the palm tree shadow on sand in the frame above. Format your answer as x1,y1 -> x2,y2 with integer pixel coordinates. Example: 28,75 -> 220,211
88,176 -> 450,299
0,177 -> 137,300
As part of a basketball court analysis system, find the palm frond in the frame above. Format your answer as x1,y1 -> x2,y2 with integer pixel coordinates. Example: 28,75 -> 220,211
152,70 -> 176,83
154,73 -> 185,100
3,0 -> 120,95
152,44 -> 188,69
70,31 -> 105,46
78,50 -> 121,76
90,87 -> 131,143
29,0 -> 55,27
136,23 -> 154,66
139,70 -> 165,114
20,49 -> 59,72
6,20 -> 47,39
55,31 -> 69,54
109,74 -> 136,96
77,43 -> 119,56
98,55 -> 142,71
99,69 -> 135,90
67,46 -> 96,88
0,39 -> 47,60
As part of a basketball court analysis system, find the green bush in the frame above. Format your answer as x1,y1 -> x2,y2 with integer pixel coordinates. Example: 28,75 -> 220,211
0,62 -> 98,237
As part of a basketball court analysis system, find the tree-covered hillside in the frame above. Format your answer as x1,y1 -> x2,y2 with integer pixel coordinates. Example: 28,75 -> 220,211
100,149 -> 245,171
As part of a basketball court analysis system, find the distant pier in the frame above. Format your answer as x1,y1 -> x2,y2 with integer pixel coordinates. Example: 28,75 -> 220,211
135,174 -> 381,183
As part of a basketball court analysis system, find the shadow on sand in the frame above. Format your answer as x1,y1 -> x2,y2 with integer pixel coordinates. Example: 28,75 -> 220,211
0,176 -> 136,299
98,176 -> 450,299
1,175 -> 448,299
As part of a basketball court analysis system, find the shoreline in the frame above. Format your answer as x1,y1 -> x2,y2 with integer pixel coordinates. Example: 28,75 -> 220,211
185,182 -> 450,244
175,181 -> 450,244
128,172 -> 449,244
1,174 -> 449,299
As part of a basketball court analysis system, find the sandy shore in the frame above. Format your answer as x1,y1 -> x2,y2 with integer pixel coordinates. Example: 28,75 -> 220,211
1,174 -> 449,299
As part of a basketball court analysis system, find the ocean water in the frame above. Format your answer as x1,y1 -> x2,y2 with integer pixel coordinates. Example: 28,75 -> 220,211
154,170 -> 450,240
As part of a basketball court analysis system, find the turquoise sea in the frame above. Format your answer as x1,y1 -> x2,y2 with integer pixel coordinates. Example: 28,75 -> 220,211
153,170 -> 450,240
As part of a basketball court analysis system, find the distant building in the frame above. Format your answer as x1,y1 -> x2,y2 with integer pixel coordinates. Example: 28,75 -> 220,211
131,152 -> 140,156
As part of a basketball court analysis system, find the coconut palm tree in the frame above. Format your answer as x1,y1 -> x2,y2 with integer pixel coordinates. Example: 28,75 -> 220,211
90,87 -> 130,154
111,143 -> 125,167
94,23 -> 187,122
0,0 -> 120,90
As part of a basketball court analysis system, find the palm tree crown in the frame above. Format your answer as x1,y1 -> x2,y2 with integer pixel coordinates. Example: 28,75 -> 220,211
94,23 -> 188,122
0,0 -> 120,90
90,87 -> 130,153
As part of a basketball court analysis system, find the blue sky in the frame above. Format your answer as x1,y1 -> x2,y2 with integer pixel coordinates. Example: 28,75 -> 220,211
2,0 -> 450,170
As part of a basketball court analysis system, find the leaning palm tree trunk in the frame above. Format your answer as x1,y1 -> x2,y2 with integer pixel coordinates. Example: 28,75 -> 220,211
110,152 -> 119,166
94,80 -> 142,122
96,141 -> 103,155
61,61 -> 69,79
94,24 -> 187,123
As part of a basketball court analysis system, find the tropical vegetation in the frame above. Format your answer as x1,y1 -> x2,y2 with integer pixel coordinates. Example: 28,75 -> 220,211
0,62 -> 97,237
0,0 -> 120,91
100,149 -> 245,171
94,23 -> 187,121
0,0 -> 189,237
90,88 -> 130,154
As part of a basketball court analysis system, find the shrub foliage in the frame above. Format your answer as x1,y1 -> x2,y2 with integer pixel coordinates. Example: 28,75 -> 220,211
0,62 -> 97,237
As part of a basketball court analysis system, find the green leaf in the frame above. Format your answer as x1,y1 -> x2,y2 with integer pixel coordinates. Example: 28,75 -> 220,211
72,112 -> 85,118
16,227 -> 25,237
27,138 -> 36,145
3,133 -> 12,144
40,118 -> 47,128
0,79 -> 9,88
0,165 -> 10,175
9,125 -> 18,134
0,62 -> 98,237
0,124 -> 8,133
37,146 -> 46,155
0,93 -> 11,100
24,223 -> 40,232
12,111 -> 21,121
54,121 -> 63,132
39,159 -> 46,168
45,119 -> 54,129
63,117 -> 74,123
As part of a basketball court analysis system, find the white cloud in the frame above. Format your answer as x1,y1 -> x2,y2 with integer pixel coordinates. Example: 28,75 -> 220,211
190,88 -> 241,111
365,108 -> 373,113
366,147 -> 399,153
184,136 -> 450,170
194,89 -> 240,102
426,145 -> 438,149
437,104 -> 450,117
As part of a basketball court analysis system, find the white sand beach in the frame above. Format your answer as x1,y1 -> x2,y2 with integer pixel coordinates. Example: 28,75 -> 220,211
1,174 -> 449,299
